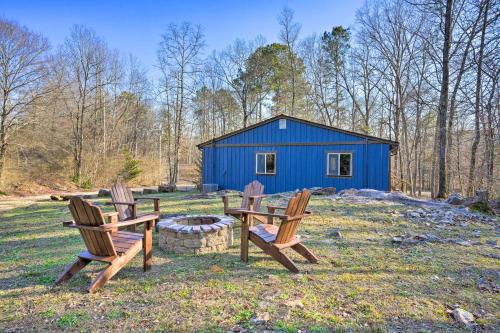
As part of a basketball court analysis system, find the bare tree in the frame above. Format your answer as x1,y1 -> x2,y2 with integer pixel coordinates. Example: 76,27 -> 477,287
435,0 -> 454,198
0,19 -> 49,181
158,22 -> 204,185
60,25 -> 113,184
466,0 -> 490,195
213,37 -> 266,127
278,6 -> 301,115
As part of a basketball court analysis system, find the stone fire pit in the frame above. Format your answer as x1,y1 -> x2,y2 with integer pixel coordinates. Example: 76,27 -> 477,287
157,215 -> 235,254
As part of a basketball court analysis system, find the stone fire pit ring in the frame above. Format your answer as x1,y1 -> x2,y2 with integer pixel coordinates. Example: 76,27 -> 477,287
157,215 -> 235,254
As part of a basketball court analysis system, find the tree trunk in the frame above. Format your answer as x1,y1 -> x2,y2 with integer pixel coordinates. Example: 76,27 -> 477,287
483,70 -> 497,193
436,0 -> 453,199
466,0 -> 489,195
445,2 -> 483,190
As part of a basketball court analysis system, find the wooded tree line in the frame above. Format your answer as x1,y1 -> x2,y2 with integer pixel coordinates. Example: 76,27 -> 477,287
0,0 -> 498,197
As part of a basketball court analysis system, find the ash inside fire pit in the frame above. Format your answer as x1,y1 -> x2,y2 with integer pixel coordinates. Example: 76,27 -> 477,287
157,215 -> 235,254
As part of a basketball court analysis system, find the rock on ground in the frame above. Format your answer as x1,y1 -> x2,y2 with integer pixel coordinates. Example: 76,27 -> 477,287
446,192 -> 465,205
451,308 -> 475,327
50,195 -> 68,201
310,186 -> 336,196
328,228 -> 342,238
158,184 -> 175,193
97,189 -> 111,197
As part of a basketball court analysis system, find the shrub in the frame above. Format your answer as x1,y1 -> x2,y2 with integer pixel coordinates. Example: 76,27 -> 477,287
119,150 -> 141,183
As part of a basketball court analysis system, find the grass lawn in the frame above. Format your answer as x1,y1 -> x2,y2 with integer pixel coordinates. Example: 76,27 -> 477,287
0,192 -> 498,332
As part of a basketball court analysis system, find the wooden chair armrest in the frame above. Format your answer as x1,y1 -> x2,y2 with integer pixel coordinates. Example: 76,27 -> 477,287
285,213 -> 312,221
265,206 -> 283,224
135,197 -> 161,213
237,210 -> 290,221
62,221 -> 112,232
109,201 -> 136,206
248,194 -> 266,199
267,205 -> 287,211
100,214 -> 157,229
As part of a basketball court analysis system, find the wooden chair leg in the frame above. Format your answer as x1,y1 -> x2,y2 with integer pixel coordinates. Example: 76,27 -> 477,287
291,243 -> 319,263
270,250 -> 300,273
249,233 -> 300,273
87,263 -> 118,293
54,257 -> 91,285
87,243 -> 142,293
143,221 -> 153,271
240,214 -> 250,262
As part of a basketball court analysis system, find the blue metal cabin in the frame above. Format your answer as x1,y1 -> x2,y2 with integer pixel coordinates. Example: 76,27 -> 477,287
197,115 -> 398,194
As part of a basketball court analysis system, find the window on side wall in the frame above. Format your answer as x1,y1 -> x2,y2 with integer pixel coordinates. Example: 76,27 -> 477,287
256,153 -> 276,175
327,153 -> 352,177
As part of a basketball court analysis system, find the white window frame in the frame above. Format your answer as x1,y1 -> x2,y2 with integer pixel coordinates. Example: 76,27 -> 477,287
279,119 -> 287,129
326,152 -> 352,177
255,152 -> 276,175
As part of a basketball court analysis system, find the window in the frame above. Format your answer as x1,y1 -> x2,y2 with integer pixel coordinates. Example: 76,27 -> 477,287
256,153 -> 276,175
327,153 -> 352,176
279,119 -> 287,129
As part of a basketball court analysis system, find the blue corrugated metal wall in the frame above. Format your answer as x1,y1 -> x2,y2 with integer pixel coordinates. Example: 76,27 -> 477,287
202,118 -> 391,193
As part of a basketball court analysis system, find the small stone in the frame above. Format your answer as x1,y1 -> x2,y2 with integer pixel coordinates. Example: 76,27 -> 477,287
451,308 -> 474,327
159,183 -> 175,192
329,228 -> 342,239
446,193 -> 465,205
423,233 -> 441,242
445,238 -> 472,246
392,236 -> 403,243
311,187 -> 336,196
410,212 -> 421,218
251,312 -> 270,324
50,195 -> 66,201
477,277 -> 500,293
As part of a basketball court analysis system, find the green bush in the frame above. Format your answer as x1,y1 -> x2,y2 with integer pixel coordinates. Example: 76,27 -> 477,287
119,150 -> 141,182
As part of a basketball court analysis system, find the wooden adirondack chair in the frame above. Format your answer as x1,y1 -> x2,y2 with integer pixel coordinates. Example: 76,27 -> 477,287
239,189 -> 318,273
55,197 -> 155,293
110,183 -> 160,232
222,180 -> 267,223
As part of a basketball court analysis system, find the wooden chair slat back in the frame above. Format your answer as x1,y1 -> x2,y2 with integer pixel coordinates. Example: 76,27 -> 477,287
69,197 -> 117,257
240,180 -> 264,211
275,190 -> 311,244
111,183 -> 134,220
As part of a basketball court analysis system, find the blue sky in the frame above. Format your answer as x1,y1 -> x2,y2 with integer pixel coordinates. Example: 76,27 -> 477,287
0,0 -> 364,80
